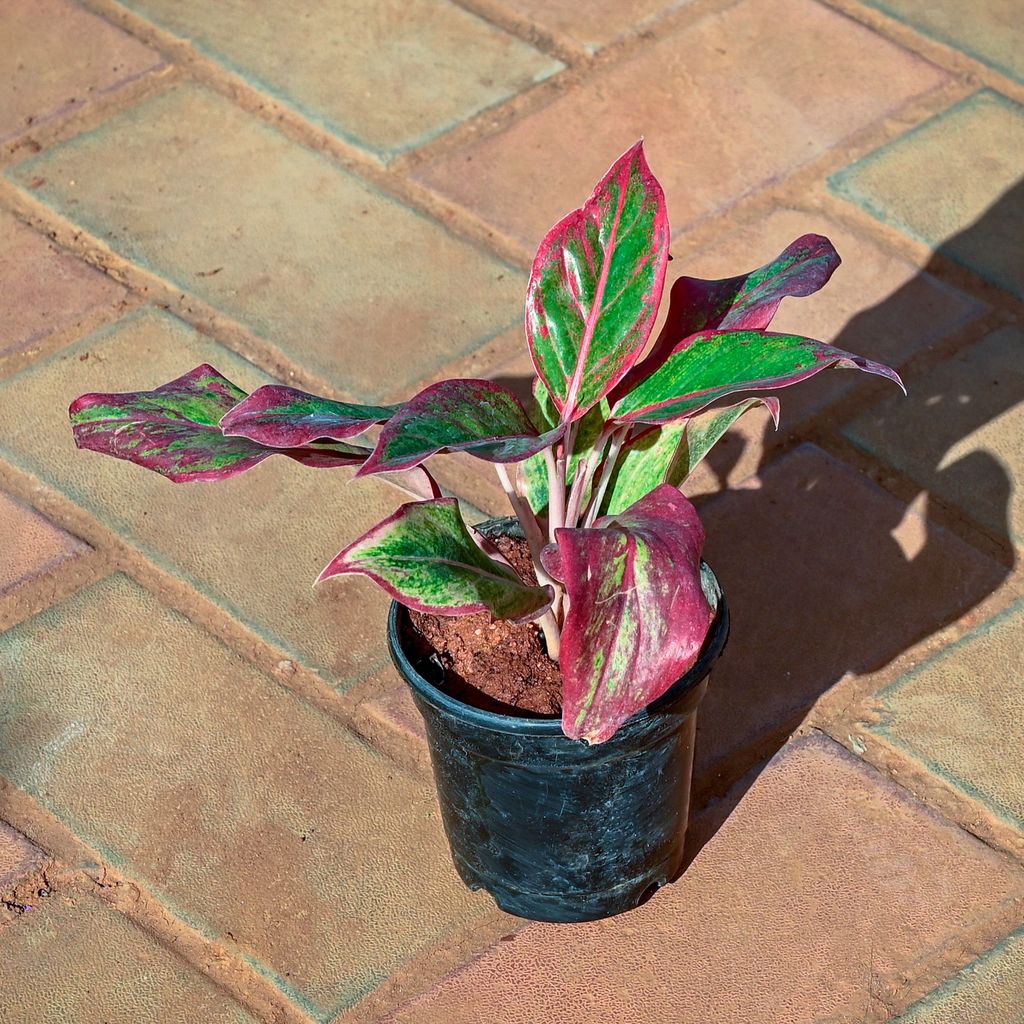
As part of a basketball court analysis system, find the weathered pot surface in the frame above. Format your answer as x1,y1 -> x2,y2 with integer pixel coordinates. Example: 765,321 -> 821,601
387,524 -> 729,923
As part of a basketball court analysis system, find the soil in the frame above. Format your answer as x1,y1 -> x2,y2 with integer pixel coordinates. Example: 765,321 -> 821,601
407,533 -> 563,717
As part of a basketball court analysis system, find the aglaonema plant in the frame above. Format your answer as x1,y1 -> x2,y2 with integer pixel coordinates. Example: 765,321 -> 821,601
69,141 -> 903,744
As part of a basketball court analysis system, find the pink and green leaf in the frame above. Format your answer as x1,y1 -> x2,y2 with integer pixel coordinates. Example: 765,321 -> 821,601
612,329 -> 904,425
616,234 -> 840,397
319,497 -> 553,622
527,140 -> 669,424
220,384 -> 399,446
358,379 -> 563,476
541,485 -> 713,743
70,365 -> 368,482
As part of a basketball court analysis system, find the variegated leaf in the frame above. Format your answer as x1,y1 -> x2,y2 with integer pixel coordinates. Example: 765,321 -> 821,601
541,485 -> 712,743
670,397 -> 780,484
527,140 -> 669,424
358,379 -> 563,476
616,234 -> 840,397
220,384 -> 398,446
613,330 -> 904,425
599,422 -> 686,517
600,398 -> 778,515
70,365 -> 368,482
319,498 -> 553,623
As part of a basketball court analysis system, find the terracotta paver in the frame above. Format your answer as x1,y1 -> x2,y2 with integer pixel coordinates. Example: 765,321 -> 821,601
0,211 -> 125,358
0,822 -> 42,893
696,444 -> 1006,787
0,0 -> 163,143
845,327 -> 1024,546
0,893 -> 256,1023
7,84 -> 526,401
895,925 -> 1024,1024
0,574 -> 490,1018
117,0 -> 561,161
830,90 -> 1024,300
868,602 -> 1024,831
865,0 -> 1024,84
492,0 -> 687,52
414,0 -> 946,251
0,491 -> 86,596
381,735 -> 1024,1024
0,307 -> 422,687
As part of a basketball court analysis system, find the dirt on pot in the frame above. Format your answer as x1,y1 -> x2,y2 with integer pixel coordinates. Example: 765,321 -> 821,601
409,534 -> 563,717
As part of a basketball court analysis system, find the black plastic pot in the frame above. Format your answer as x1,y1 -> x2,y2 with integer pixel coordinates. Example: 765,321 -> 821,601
387,524 -> 729,924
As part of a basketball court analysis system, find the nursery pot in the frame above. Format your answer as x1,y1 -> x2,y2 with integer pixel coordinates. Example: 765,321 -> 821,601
387,520 -> 729,924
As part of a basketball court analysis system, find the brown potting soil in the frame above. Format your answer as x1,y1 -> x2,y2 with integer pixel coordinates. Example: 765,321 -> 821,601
408,533 -> 563,717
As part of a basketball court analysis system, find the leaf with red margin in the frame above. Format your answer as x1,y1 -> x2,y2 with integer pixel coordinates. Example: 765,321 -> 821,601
612,329 -> 904,425
615,234 -> 840,398
358,378 -> 564,476
527,140 -> 669,424
70,365 -> 368,482
541,485 -> 713,743
318,497 -> 553,623
220,384 -> 399,446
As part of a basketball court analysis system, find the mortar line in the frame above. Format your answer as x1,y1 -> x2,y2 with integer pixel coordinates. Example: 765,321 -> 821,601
0,63 -> 178,174
810,712 -> 1024,869
819,0 -> 1024,106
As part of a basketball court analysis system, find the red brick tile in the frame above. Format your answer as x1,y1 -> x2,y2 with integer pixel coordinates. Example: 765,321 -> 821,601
0,490 -> 87,596
116,0 -> 560,161
864,0 -> 1023,88
695,444 -> 1006,786
0,0 -> 163,143
0,575 -> 489,1016
869,602 -> 1024,831
0,893 -> 258,1022
382,734 -> 1024,1024
846,327 -> 1024,547
0,822 -> 42,893
414,0 -> 946,252
830,91 -> 1024,301
0,212 -> 124,357
9,85 -> 525,401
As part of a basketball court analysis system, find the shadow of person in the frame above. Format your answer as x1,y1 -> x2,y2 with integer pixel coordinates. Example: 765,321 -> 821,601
683,178 -> 1022,867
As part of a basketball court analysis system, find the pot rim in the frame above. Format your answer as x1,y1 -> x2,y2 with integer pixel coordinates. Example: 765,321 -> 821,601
387,561 -> 729,740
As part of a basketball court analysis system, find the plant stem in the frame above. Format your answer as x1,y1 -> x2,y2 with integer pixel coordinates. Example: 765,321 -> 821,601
537,611 -> 561,661
494,464 -> 551,578
582,426 -> 628,527
565,424 -> 616,528
544,447 -> 565,542
494,463 -> 563,660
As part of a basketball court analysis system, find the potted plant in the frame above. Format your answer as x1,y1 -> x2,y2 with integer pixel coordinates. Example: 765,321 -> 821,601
68,141 -> 902,923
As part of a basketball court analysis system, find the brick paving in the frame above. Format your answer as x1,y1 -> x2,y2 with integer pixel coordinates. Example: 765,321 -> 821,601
0,0 -> 1021,1021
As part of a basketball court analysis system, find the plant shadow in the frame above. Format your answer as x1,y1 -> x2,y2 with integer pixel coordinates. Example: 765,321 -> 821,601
681,179 -> 1022,868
